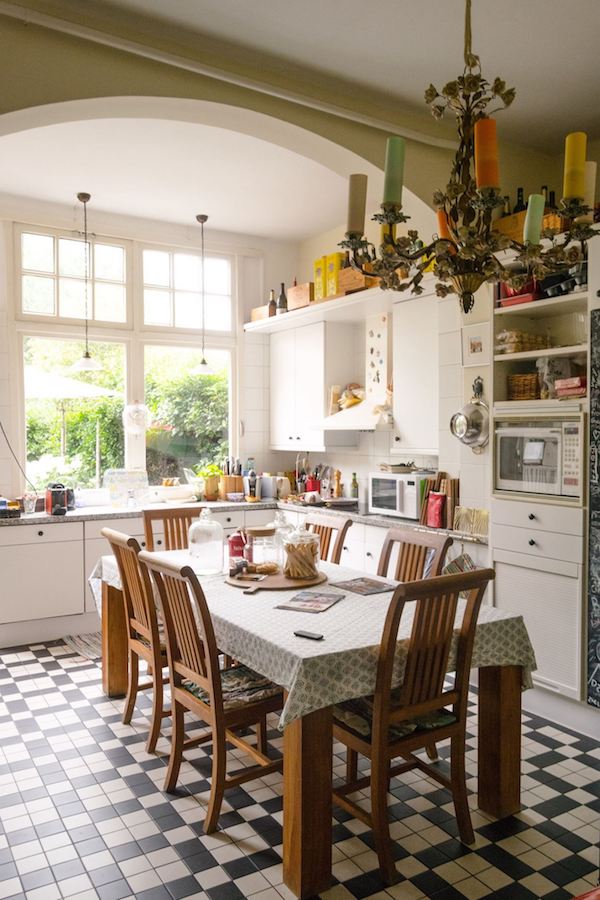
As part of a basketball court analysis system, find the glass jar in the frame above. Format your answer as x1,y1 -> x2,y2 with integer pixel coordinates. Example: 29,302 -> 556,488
269,510 -> 294,550
243,526 -> 282,572
282,527 -> 320,580
188,508 -> 224,574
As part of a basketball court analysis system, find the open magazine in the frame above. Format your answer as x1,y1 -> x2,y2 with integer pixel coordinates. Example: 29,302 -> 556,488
330,577 -> 395,595
276,591 -> 345,613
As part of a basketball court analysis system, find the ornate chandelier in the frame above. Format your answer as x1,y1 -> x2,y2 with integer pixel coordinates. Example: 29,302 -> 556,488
341,0 -> 597,313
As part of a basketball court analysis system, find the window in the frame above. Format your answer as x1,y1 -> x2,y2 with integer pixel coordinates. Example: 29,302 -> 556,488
20,230 -> 127,323
144,345 -> 230,484
23,336 -> 125,490
142,248 -> 232,331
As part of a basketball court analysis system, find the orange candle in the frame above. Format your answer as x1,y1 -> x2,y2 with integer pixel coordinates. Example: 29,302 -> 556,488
437,209 -> 453,241
474,118 -> 500,190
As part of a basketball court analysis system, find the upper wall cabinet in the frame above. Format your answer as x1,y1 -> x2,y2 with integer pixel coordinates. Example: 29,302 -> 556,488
269,321 -> 359,452
391,294 -> 439,455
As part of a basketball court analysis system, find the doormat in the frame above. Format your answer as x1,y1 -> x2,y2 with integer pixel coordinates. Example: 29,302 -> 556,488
62,631 -> 102,660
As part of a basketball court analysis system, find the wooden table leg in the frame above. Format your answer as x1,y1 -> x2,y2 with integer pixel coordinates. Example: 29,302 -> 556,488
478,665 -> 522,818
283,705 -> 333,899
101,582 -> 128,698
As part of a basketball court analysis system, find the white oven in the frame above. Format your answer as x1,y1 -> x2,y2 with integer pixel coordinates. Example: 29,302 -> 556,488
368,472 -> 429,519
494,415 -> 583,500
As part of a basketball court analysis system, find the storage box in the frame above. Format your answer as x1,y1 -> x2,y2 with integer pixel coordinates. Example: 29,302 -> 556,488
494,211 -> 564,243
313,256 -> 327,301
337,267 -> 379,294
326,252 -> 345,297
250,304 -> 270,321
287,282 -> 314,310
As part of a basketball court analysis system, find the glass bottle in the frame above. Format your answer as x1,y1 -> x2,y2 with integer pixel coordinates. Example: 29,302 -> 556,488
276,282 -> 288,315
503,195 -> 511,217
268,288 -> 276,317
513,188 -> 526,214
541,185 -> 549,208
350,472 -> 359,499
549,190 -> 557,211
188,508 -> 224,574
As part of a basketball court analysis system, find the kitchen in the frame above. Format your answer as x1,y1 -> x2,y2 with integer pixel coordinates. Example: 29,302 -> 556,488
0,2 -> 599,899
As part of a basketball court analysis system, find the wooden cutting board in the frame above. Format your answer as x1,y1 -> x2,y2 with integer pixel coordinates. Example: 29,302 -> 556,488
225,571 -> 327,594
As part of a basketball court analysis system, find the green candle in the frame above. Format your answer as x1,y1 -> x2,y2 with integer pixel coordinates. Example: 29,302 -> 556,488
523,193 -> 545,244
383,136 -> 405,205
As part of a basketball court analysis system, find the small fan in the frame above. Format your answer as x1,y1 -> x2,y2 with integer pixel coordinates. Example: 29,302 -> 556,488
122,403 -> 149,435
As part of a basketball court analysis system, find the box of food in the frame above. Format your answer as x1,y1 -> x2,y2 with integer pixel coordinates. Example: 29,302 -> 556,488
313,256 -> 327,301
250,304 -> 270,321
326,252 -> 345,297
337,267 -> 379,294
287,282 -> 314,310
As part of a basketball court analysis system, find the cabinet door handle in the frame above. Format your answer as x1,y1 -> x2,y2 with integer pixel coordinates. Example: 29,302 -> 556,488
343,545 -> 348,551
528,513 -> 536,520
528,538 -> 536,546
141,541 -> 146,547
37,530 -> 44,537
157,539 -> 162,546
296,436 -> 301,440
226,517 -> 232,523
288,436 -> 293,440
394,436 -> 400,442
366,551 -> 373,558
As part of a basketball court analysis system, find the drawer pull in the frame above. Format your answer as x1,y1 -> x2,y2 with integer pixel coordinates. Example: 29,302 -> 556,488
288,436 -> 293,440
157,539 -> 162,546
226,516 -> 231,523
366,551 -> 373,559
343,545 -> 348,552
37,530 -> 44,537
528,513 -> 536,520
141,541 -> 146,548
528,538 -> 536,546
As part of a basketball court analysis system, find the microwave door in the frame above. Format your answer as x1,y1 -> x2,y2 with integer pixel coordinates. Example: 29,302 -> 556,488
370,477 -> 398,512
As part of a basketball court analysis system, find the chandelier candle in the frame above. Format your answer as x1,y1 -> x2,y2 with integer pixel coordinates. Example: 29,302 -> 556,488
577,161 -> 597,225
347,174 -> 368,235
382,136 -> 405,205
523,193 -> 545,245
563,131 -> 587,200
474,118 -> 500,190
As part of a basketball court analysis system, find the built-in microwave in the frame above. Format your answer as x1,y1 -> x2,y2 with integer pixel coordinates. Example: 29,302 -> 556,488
494,415 -> 584,501
368,472 -> 430,519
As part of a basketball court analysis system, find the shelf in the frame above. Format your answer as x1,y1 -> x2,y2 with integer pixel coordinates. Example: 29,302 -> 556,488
494,343 -> 587,362
494,291 -> 588,319
494,398 -> 587,413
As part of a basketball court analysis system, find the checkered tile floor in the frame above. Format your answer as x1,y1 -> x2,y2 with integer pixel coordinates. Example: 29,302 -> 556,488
0,642 -> 598,900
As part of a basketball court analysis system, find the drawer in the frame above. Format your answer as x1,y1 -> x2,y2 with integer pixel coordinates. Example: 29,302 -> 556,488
0,521 -> 83,547
492,523 -> 582,563
243,508 -> 277,527
491,498 -> 583,536
85,517 -> 145,540
211,509 -> 244,529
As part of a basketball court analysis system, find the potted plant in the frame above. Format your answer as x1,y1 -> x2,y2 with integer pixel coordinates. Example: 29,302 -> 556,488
197,463 -> 222,501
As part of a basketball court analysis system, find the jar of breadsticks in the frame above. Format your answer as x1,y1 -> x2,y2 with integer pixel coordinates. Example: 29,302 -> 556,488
282,527 -> 320,580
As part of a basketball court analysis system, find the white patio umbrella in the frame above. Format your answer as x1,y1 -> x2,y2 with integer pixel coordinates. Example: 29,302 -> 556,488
24,367 -> 118,486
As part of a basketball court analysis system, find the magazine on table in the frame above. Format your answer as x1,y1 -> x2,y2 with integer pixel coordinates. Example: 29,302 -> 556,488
276,591 -> 345,613
330,577 -> 396,595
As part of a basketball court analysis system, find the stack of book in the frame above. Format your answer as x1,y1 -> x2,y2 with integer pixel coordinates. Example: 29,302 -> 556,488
555,376 -> 586,400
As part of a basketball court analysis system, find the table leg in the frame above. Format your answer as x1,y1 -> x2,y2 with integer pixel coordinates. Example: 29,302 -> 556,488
101,582 -> 128,698
478,665 -> 522,818
283,705 -> 333,899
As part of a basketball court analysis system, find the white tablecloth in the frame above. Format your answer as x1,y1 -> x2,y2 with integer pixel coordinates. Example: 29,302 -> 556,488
89,553 -> 537,728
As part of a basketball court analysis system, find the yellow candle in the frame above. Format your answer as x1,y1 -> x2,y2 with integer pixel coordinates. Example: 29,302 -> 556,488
383,136 -> 405,205
563,131 -> 587,200
346,173 -> 368,235
474,118 -> 500,190
577,161 -> 597,224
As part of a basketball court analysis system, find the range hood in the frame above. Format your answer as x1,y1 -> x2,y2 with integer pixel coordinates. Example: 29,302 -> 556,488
322,313 -> 393,432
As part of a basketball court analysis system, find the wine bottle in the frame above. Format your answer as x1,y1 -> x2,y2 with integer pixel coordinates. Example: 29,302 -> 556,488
268,288 -> 276,317
276,282 -> 287,315
549,190 -> 557,210
513,188 -> 526,213
541,185 -> 549,206
350,472 -> 359,499
503,195 -> 511,217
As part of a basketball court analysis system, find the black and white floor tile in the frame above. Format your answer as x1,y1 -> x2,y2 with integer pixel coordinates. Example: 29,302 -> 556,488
0,640 -> 598,900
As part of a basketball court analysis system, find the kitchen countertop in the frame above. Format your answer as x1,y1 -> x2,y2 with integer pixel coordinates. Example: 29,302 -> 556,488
0,499 -> 488,545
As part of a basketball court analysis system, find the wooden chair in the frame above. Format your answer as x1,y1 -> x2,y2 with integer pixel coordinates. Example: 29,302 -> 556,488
377,526 -> 453,581
139,550 -> 283,834
102,528 -> 169,753
143,507 -> 201,551
304,512 -> 353,564
332,568 -> 494,884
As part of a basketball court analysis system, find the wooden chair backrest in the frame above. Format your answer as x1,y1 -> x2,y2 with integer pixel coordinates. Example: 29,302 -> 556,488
377,526 -> 453,582
304,512 -> 353,564
139,551 -> 222,708
372,568 -> 494,742
102,528 -> 159,645
143,507 -> 201,551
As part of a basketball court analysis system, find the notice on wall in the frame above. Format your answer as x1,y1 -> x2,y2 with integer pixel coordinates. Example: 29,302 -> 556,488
587,309 -> 600,708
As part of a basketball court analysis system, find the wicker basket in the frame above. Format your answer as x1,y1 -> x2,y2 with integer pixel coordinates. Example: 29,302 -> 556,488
507,373 -> 540,401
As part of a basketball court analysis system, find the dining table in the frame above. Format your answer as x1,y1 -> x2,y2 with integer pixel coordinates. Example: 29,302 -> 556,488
90,553 -> 537,900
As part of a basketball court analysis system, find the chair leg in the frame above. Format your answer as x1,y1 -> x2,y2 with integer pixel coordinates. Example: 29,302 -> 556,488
450,734 -> 474,845
346,748 -> 358,784
256,715 -> 268,755
370,756 -> 398,885
425,741 -> 439,762
164,701 -> 185,793
204,726 -> 227,834
146,666 -> 163,754
122,649 -> 138,725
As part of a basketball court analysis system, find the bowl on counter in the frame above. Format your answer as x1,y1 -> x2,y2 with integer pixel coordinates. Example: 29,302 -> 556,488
226,492 -> 245,502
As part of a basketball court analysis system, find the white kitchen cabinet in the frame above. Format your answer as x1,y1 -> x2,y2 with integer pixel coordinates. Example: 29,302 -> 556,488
339,521 -> 365,568
0,523 -> 85,624
269,322 -> 359,452
391,293 -> 439,454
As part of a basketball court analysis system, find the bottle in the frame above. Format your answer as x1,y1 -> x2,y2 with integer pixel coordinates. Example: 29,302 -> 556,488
541,185 -> 549,207
248,469 -> 257,498
549,190 -> 557,211
502,195 -> 511,217
513,188 -> 526,214
268,288 -> 276,317
188,508 -> 224,575
276,282 -> 287,315
350,473 -> 359,499
341,250 -> 351,268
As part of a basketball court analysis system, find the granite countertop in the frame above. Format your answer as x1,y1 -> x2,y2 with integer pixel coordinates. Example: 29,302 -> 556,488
0,498 -> 488,545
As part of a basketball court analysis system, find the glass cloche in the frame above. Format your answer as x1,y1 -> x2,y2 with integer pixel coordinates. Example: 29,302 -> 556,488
188,508 -> 224,574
